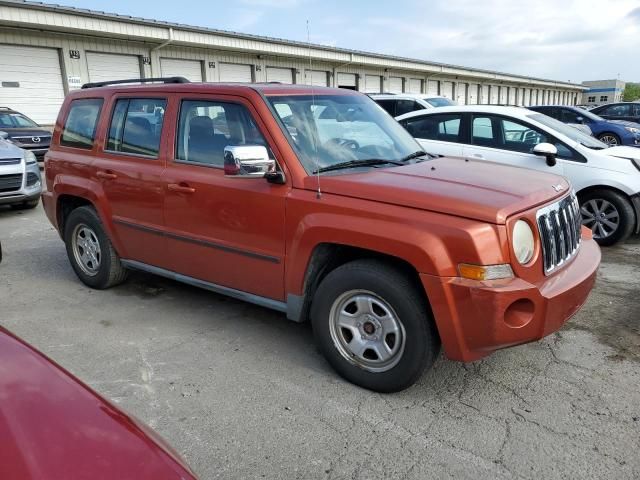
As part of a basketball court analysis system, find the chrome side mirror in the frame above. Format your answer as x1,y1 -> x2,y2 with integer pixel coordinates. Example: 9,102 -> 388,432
224,145 -> 274,178
532,142 -> 558,167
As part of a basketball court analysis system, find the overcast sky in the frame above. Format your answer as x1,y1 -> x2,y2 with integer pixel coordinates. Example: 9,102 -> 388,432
61,0 -> 640,83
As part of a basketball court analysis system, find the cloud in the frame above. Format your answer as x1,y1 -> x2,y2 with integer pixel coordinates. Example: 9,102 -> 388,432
627,6 -> 640,21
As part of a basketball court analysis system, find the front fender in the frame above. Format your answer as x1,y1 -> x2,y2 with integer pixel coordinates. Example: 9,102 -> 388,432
284,193 -> 509,297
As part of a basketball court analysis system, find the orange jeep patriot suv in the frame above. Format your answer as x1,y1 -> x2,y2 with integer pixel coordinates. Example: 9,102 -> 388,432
42,78 -> 600,392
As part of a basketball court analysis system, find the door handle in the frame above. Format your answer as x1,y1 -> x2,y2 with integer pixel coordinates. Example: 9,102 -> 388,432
96,170 -> 117,180
472,154 -> 485,159
167,183 -> 196,194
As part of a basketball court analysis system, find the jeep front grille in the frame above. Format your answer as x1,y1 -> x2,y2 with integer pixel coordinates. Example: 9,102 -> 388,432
537,194 -> 582,275
0,173 -> 23,193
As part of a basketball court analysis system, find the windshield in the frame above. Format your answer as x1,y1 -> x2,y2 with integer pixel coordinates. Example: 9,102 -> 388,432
0,112 -> 39,128
268,94 -> 424,174
528,113 -> 607,149
424,97 -> 456,107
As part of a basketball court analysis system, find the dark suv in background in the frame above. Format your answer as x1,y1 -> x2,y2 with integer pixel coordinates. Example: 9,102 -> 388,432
590,102 -> 640,124
0,107 -> 52,162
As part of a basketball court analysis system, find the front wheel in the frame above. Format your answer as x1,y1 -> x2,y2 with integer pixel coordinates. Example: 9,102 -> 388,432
579,189 -> 635,246
311,259 -> 440,392
596,133 -> 621,146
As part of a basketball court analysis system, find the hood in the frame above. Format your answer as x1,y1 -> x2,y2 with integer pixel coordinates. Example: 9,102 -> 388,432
608,120 -> 640,129
0,138 -> 25,158
2,127 -> 52,137
306,157 -> 569,224
603,145 -> 640,161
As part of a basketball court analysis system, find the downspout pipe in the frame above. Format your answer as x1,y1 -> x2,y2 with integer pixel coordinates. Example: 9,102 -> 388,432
152,27 -> 174,51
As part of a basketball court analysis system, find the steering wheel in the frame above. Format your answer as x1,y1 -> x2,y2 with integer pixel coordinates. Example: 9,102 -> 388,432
324,138 -> 360,151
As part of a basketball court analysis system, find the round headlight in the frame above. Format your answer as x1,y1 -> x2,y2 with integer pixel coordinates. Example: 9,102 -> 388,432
513,220 -> 535,265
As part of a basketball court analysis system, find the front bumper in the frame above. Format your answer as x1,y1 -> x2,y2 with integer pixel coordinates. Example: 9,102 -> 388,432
421,237 -> 600,362
0,163 -> 42,205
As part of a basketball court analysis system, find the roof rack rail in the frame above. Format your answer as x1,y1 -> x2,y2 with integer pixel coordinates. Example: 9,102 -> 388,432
81,77 -> 190,89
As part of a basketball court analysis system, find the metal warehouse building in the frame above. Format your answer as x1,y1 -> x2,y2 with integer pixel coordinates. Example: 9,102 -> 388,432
0,0 -> 585,125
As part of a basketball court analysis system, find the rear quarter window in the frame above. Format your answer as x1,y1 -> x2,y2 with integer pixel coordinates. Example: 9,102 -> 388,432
60,98 -> 103,149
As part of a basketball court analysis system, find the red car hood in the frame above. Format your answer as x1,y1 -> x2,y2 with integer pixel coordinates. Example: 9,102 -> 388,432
304,157 -> 569,224
0,326 -> 197,480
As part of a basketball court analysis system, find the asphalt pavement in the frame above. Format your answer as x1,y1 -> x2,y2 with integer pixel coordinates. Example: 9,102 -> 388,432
0,205 -> 638,479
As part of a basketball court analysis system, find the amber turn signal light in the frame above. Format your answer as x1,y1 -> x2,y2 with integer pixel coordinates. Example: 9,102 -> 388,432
458,263 -> 514,281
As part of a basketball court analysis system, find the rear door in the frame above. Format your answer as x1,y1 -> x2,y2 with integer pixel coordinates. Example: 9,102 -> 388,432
161,94 -> 287,300
462,114 -> 565,175
92,95 -> 169,268
399,113 -> 464,157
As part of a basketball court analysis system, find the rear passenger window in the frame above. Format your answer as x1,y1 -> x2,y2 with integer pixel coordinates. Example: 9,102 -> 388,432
395,100 -> 422,116
177,100 -> 268,167
61,99 -> 103,149
402,114 -> 462,143
376,100 -> 396,116
107,98 -> 167,158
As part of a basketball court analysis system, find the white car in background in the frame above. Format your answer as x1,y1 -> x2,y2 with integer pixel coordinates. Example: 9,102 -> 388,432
0,131 -> 42,210
396,105 -> 640,246
370,93 -> 456,118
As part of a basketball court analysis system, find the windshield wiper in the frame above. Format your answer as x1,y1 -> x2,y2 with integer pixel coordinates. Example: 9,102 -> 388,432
581,142 -> 607,150
312,158 -> 403,174
401,150 -> 433,161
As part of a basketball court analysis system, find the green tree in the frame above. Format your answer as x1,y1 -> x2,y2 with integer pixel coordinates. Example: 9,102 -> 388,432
623,83 -> 640,101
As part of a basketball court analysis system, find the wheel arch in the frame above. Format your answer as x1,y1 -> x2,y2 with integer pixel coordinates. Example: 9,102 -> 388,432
576,185 -> 639,235
286,242 -> 432,326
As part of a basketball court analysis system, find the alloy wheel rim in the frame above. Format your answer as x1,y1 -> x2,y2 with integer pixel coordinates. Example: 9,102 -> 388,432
581,199 -> 620,239
599,135 -> 618,146
72,224 -> 102,276
328,290 -> 406,373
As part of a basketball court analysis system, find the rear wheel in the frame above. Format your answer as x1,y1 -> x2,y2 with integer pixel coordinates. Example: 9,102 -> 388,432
311,259 -> 440,392
64,206 -> 128,288
579,189 -> 635,246
596,133 -> 621,146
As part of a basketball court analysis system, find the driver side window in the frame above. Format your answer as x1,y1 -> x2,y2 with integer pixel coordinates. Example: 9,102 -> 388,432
176,100 -> 268,167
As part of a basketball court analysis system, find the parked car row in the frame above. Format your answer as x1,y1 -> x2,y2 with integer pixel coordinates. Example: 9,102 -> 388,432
0,131 -> 42,210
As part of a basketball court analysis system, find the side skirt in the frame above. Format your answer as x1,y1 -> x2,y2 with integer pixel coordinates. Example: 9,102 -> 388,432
121,259 -> 288,314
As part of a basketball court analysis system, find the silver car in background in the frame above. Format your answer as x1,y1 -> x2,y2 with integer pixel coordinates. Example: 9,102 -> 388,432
0,131 -> 42,209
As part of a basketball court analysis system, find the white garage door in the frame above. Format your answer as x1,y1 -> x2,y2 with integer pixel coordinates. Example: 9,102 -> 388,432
160,58 -> 202,82
87,52 -> 141,84
508,87 -> 517,105
427,80 -> 439,95
388,77 -> 403,93
337,73 -> 357,88
481,85 -> 489,104
468,84 -> 479,104
522,88 -> 529,106
441,81 -> 454,100
307,70 -> 328,86
489,86 -> 499,104
0,45 -> 65,125
266,67 -> 293,84
364,75 -> 382,93
407,79 -> 422,94
457,84 -> 467,105
219,63 -> 253,83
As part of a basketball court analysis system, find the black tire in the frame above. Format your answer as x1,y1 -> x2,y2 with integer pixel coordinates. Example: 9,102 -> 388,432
596,132 -> 621,146
579,189 -> 635,246
63,206 -> 128,289
310,259 -> 440,393
10,198 -> 39,210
